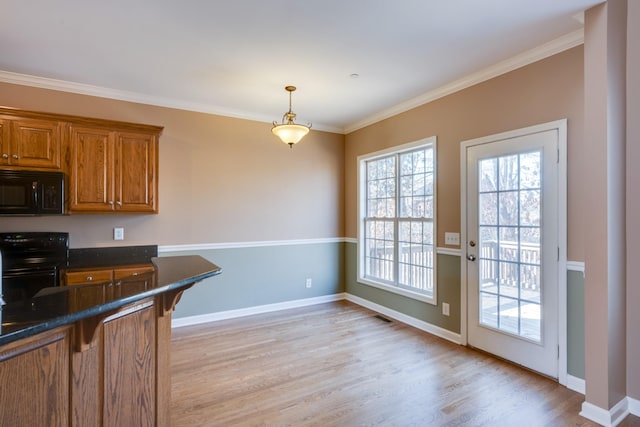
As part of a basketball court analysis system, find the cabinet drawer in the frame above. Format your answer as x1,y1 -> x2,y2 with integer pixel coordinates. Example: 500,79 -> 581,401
114,265 -> 155,280
65,269 -> 114,286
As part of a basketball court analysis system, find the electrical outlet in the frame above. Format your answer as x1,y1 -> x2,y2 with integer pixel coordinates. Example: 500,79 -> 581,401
305,278 -> 312,288
113,227 -> 124,241
442,302 -> 450,316
445,232 -> 460,246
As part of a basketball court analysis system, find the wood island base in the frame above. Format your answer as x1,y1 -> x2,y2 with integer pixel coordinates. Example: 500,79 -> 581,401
0,255 -> 221,427
0,287 -> 188,427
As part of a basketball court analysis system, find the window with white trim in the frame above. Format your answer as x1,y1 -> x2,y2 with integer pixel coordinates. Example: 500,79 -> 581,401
357,137 -> 437,304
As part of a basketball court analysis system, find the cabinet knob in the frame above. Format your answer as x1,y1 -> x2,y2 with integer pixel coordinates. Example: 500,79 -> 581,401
86,276 -> 93,281
1,153 -> 8,159
116,201 -> 122,206
108,201 -> 114,206
12,154 -> 19,159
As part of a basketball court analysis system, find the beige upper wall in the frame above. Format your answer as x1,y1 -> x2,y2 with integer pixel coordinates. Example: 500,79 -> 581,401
0,83 -> 345,247
0,46 -> 585,255
344,47 -> 585,261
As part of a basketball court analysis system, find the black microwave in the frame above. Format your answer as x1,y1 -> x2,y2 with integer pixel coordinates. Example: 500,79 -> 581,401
0,170 -> 65,215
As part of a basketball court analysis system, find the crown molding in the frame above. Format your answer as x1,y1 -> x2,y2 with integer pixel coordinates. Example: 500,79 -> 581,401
344,29 -> 584,134
0,29 -> 583,136
0,70 -> 341,133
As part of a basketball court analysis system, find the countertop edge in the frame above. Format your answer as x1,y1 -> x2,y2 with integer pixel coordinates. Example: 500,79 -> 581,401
0,256 -> 221,346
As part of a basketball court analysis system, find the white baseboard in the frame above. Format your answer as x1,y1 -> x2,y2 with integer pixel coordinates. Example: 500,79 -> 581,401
172,292 -> 462,346
630,397 -> 640,417
172,293 -> 346,328
566,374 -> 586,394
580,398 -> 630,427
345,293 -> 462,345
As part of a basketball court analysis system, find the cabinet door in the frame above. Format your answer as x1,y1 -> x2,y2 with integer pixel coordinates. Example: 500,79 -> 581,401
0,120 -> 9,165
69,127 -> 115,212
9,119 -> 62,169
0,327 -> 71,426
114,265 -> 155,298
103,303 -> 156,427
115,132 -> 158,213
69,284 -> 107,311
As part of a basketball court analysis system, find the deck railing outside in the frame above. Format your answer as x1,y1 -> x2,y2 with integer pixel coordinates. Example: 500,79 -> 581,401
366,240 -> 540,298
478,240 -> 540,292
366,244 -> 434,291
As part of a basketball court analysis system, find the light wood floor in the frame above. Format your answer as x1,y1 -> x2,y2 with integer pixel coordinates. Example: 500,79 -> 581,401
171,301 -> 640,426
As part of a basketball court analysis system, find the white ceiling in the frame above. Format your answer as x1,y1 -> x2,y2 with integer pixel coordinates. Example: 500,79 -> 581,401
0,1 -> 603,133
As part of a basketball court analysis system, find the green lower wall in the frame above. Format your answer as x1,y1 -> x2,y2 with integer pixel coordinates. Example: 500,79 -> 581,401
345,241 -> 461,332
164,240 -> 585,380
163,241 -> 345,319
345,241 -> 586,379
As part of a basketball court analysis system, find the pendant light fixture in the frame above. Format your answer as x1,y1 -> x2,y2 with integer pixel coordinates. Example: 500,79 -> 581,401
271,85 -> 311,147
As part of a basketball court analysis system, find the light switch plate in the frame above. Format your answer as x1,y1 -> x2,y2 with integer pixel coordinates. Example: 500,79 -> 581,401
114,227 -> 124,241
445,232 -> 460,246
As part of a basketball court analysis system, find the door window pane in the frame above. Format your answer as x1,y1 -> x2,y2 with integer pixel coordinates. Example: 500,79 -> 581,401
520,264 -> 541,303
479,158 -> 497,192
477,150 -> 543,342
520,152 -> 541,189
479,193 -> 497,225
498,155 -> 519,190
499,191 -> 518,225
520,302 -> 541,342
480,293 -> 498,328
520,190 -> 540,226
498,262 -> 519,298
498,296 -> 519,335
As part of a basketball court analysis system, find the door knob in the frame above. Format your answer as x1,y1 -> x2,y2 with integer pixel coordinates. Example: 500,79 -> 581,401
467,254 -> 476,262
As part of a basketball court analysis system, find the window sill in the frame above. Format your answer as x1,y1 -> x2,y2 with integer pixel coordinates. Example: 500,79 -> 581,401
357,277 -> 437,305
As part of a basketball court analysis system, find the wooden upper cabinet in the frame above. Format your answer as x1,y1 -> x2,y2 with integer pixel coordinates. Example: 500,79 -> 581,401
0,117 -> 62,169
0,107 -> 162,214
69,126 -> 114,212
0,120 -> 9,164
69,127 -> 159,214
116,132 -> 158,213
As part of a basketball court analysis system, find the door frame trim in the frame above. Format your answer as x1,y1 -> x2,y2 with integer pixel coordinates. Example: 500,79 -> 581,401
459,119 -> 568,384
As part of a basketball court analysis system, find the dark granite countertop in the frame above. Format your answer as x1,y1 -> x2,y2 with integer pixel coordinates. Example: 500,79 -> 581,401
0,255 -> 221,346
67,245 -> 158,268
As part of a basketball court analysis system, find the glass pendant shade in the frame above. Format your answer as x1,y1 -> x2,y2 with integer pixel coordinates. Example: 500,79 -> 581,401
272,86 -> 311,147
272,123 -> 310,146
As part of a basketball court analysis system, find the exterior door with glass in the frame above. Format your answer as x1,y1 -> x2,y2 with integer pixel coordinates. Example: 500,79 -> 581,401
463,123 -> 563,378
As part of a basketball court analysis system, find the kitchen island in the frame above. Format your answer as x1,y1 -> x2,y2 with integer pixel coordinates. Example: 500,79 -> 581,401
0,255 -> 221,427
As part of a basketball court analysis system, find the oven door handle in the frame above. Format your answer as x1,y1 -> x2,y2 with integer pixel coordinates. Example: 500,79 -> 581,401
2,269 -> 56,279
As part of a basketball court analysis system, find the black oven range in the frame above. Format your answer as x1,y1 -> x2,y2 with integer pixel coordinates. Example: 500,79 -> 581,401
0,232 -> 69,306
